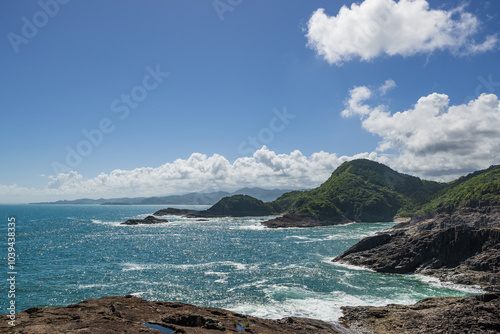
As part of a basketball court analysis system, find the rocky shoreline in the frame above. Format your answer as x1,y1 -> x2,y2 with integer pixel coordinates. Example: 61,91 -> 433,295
340,293 -> 500,334
0,295 -> 343,334
261,212 -> 350,228
334,201 -> 500,292
9,198 -> 499,332
5,293 -> 499,334
330,201 -> 500,332
154,208 -> 228,219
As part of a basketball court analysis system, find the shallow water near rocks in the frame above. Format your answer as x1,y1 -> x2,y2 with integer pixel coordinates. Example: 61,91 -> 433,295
0,204 -> 481,323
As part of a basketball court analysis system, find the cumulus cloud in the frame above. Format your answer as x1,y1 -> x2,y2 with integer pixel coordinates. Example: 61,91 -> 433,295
341,86 -> 373,117
0,147 -> 377,203
306,0 -> 498,65
47,171 -> 83,189
379,79 -> 396,95
342,81 -> 500,180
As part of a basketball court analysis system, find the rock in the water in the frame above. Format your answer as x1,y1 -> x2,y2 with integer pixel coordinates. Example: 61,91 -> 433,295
0,295 -> 341,333
154,208 -> 226,218
121,215 -> 169,225
340,293 -> 500,334
262,213 -> 350,228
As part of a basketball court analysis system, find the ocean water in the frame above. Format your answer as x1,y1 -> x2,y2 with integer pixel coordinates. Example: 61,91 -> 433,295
0,204 -> 482,323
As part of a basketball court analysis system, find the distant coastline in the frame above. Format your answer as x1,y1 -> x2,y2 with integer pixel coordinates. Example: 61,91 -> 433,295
30,187 -> 298,206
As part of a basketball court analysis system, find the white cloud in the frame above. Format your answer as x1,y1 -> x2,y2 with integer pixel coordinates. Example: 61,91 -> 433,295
47,171 -> 82,189
341,86 -> 374,117
379,79 -> 396,95
342,81 -> 500,180
3,79 -> 500,202
0,147 -> 373,203
306,0 -> 498,65
341,81 -> 390,117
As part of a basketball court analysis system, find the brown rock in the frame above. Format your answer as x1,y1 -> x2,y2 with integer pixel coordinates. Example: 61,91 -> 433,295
0,295 -> 342,334
340,293 -> 500,334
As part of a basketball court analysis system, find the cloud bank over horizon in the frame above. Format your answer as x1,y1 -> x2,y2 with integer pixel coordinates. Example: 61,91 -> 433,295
306,0 -> 498,65
1,147 -> 377,203
2,82 -> 500,203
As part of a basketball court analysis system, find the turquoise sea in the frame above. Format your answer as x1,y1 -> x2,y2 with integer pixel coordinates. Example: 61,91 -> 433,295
0,204 -> 482,322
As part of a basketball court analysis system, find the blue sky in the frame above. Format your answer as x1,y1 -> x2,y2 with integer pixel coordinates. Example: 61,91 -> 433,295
1,0 -> 500,203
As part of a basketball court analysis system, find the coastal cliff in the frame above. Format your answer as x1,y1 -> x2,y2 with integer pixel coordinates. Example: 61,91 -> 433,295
334,201 -> 500,291
333,163 -> 500,291
333,166 -> 500,332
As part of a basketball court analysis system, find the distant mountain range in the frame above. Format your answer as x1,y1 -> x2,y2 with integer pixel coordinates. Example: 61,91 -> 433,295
30,187 -> 297,205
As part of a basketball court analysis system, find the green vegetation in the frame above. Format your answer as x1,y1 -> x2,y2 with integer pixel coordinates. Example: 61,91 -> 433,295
269,159 -> 444,221
208,194 -> 273,216
418,165 -> 500,215
208,160 -> 500,223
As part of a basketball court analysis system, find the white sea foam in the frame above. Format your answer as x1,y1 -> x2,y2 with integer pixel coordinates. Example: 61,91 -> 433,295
285,235 -> 310,240
121,262 -> 153,271
228,279 -> 269,292
292,234 -> 344,243
229,223 -> 267,231
214,278 -> 228,283
204,270 -> 229,283
120,261 -> 253,273
130,291 -> 146,297
228,288 -> 416,323
329,261 -> 376,272
91,219 -> 123,227
78,283 -> 113,289
413,274 -> 485,293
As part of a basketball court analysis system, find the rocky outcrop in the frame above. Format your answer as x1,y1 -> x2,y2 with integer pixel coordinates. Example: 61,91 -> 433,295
154,195 -> 276,219
0,295 -> 342,333
340,293 -> 500,334
154,208 -> 226,218
262,213 -> 351,228
121,215 -> 169,225
208,195 -> 274,217
334,203 -> 500,292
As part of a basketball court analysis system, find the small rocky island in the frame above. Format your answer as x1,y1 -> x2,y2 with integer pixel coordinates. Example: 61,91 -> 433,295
154,194 -> 274,218
121,215 -> 169,225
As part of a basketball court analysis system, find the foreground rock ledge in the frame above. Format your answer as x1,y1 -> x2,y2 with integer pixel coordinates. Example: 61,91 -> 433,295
0,295 -> 341,334
341,293 -> 500,334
